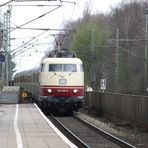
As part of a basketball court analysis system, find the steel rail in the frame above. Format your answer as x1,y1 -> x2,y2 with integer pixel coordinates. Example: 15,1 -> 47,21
50,115 -> 90,148
74,114 -> 136,148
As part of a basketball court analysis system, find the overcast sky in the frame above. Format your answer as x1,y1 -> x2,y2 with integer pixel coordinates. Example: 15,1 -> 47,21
0,0 -> 123,75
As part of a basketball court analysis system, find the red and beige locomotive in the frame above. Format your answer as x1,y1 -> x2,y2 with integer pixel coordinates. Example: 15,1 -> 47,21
14,49 -> 84,114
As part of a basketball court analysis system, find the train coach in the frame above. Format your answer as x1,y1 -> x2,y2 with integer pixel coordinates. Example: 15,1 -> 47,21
14,51 -> 84,115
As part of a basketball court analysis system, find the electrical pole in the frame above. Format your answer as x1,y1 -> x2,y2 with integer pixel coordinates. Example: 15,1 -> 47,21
144,6 -> 148,92
90,28 -> 96,90
115,28 -> 119,92
3,6 -> 11,85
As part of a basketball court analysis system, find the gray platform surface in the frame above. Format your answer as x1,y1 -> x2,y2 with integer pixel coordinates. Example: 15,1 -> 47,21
0,104 -> 76,148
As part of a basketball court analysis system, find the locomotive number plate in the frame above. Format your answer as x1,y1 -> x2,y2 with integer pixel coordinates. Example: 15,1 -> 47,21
59,79 -> 67,84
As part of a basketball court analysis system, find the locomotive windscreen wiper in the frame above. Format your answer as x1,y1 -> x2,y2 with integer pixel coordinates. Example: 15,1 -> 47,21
68,70 -> 75,75
53,72 -> 57,75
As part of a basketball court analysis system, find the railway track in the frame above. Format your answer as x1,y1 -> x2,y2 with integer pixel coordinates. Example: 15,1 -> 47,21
48,114 -> 136,148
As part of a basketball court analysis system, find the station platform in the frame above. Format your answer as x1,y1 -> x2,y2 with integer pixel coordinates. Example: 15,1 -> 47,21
0,103 -> 77,148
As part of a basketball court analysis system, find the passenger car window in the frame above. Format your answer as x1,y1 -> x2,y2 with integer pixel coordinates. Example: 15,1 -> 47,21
49,64 -> 62,72
63,64 -> 77,72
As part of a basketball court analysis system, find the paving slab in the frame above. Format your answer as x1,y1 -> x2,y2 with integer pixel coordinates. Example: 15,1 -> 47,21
0,104 -> 77,148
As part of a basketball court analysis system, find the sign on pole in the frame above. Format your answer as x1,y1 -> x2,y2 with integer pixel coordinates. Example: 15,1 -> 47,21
100,79 -> 106,92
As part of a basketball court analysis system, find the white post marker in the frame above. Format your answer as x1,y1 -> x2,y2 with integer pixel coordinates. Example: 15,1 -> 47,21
14,104 -> 23,148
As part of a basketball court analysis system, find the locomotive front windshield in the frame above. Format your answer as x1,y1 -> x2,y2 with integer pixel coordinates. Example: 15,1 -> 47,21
49,64 -> 77,72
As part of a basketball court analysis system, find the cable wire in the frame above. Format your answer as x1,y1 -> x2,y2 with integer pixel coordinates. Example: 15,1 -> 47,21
1,5 -> 62,39
106,39 -> 145,62
0,0 -> 14,7
11,30 -> 48,56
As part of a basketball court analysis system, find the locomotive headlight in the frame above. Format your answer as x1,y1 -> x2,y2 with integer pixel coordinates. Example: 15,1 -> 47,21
73,89 -> 78,93
48,89 -> 52,93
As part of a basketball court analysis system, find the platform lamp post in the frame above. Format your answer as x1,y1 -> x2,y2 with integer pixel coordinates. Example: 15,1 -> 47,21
144,6 -> 148,93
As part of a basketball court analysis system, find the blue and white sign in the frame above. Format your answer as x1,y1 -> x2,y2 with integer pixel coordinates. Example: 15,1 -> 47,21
0,54 -> 5,63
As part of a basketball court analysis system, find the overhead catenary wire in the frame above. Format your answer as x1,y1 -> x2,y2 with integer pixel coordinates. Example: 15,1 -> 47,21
1,5 -> 62,39
6,4 -> 61,7
106,39 -> 146,62
11,42 -> 51,46
77,41 -> 145,91
11,30 -> 49,56
14,0 -> 59,2
46,0 -> 76,47
11,36 -> 36,40
64,0 -> 76,30
14,45 -> 49,57
12,27 -> 76,32
71,39 -> 145,67
60,0 -> 76,4
60,0 -> 76,19
11,1 -> 76,59
11,32 -> 49,56
9,4 -> 62,56
12,42 -> 39,57
12,38 -> 52,57
2,0 -> 78,77
11,30 -> 71,57
10,3 -> 77,57
11,5 -> 62,30
12,40 -> 38,56
73,44 -> 117,66
0,0 -> 14,7
9,0 -> 76,51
